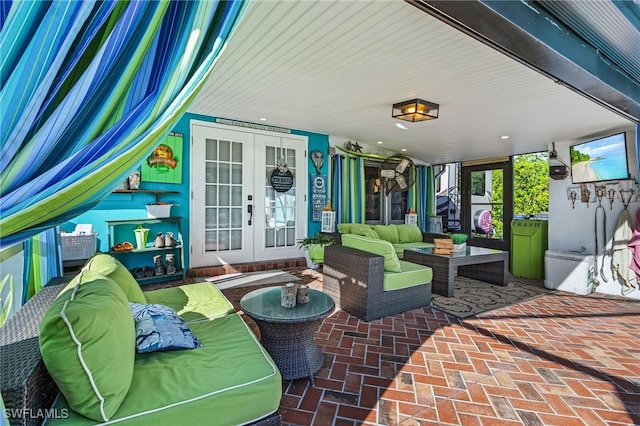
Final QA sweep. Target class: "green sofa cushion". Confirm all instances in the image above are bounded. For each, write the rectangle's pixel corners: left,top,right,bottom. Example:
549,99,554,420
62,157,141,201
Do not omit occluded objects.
48,314,282,426
39,270,136,422
84,253,146,303
342,234,402,273
144,282,235,323
373,224,400,244
350,224,379,239
396,224,423,243
383,261,433,291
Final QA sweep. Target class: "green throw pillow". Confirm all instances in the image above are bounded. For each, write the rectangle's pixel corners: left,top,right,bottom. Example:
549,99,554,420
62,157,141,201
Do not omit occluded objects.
39,270,136,422
85,253,146,303
350,224,379,239
396,224,423,243
342,234,402,273
373,225,400,244
337,223,352,234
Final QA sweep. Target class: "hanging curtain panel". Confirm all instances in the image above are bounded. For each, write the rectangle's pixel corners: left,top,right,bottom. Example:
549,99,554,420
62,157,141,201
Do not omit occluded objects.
408,165,434,232
331,154,365,224
0,0,248,248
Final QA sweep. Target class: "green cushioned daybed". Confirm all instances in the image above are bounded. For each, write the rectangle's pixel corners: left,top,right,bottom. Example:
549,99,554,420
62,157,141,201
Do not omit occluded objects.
0,254,282,426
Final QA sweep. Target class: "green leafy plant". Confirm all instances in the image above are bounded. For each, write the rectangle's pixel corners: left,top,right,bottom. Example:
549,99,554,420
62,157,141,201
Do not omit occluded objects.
450,233,468,244
296,233,335,249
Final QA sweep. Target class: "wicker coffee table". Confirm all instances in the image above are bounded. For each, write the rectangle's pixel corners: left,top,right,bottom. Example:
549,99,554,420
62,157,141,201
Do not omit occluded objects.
404,246,508,297
240,287,335,385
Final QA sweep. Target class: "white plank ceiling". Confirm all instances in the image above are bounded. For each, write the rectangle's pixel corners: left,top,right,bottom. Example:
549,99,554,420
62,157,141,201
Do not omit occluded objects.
188,0,633,165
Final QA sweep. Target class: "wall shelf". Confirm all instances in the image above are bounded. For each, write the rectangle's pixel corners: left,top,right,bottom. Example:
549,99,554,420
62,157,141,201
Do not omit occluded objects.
112,189,179,203
106,217,186,285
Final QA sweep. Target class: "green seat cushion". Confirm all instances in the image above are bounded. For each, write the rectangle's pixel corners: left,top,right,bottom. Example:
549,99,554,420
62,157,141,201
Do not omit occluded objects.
39,270,136,422
350,224,379,239
373,224,400,244
85,253,146,303
396,224,423,243
144,282,235,323
383,261,433,291
47,314,282,426
342,234,402,273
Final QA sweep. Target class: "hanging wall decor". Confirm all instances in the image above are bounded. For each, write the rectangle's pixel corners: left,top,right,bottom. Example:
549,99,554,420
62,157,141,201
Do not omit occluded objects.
141,132,183,184
270,162,294,193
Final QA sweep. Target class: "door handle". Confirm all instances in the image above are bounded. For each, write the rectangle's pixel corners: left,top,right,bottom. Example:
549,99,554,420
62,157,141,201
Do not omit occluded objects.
247,204,253,225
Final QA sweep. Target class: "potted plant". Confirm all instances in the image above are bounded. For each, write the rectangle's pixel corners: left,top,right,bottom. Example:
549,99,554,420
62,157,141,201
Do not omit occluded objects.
297,233,335,268
450,233,469,252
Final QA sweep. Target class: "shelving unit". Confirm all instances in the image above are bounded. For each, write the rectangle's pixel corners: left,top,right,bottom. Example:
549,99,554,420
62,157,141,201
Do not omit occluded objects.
112,189,179,203
106,217,186,285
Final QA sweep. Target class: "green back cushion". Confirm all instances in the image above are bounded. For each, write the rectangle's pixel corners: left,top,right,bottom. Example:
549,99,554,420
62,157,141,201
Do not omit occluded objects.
373,224,400,244
350,224,379,239
396,224,423,243
342,234,402,272
85,253,146,303
39,270,136,421
337,223,352,234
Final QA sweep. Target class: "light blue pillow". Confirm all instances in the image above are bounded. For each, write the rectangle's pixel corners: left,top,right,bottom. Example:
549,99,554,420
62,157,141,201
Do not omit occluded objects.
129,303,202,353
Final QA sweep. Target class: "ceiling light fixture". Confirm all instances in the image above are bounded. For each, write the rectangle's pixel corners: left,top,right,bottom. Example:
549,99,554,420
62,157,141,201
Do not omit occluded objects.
392,98,439,122
395,123,408,130
500,135,509,139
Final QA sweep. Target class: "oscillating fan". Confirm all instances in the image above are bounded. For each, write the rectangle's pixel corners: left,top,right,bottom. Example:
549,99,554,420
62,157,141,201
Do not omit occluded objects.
379,155,416,193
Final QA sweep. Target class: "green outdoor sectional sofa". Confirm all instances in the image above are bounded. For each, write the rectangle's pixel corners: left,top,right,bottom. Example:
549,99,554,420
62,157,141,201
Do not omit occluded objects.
0,254,282,426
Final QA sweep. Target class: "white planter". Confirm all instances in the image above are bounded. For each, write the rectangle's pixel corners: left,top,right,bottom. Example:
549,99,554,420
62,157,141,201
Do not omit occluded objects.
453,243,466,252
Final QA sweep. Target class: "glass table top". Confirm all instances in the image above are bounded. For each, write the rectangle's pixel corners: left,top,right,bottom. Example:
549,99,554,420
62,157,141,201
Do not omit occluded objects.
408,245,506,258
240,286,335,322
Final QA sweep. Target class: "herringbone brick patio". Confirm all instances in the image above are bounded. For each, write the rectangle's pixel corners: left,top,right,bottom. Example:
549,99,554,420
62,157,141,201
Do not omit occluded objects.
246,269,640,426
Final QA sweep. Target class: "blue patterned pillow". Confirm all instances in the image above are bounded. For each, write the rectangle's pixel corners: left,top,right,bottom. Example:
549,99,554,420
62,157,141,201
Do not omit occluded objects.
129,303,202,353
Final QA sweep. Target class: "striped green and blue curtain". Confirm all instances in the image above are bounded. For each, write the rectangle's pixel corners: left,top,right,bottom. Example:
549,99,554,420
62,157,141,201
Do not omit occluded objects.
0,0,247,318
1,0,247,249
331,154,365,224
407,165,435,232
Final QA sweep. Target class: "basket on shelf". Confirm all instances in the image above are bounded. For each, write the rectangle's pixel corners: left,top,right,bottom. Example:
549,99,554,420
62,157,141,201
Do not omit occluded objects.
61,233,97,261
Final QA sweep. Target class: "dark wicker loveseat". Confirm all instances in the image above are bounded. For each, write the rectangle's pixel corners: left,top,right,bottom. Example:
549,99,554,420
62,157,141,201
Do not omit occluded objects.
322,244,433,321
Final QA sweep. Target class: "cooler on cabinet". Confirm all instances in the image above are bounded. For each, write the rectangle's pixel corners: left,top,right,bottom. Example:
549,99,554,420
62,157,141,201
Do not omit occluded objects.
544,250,594,295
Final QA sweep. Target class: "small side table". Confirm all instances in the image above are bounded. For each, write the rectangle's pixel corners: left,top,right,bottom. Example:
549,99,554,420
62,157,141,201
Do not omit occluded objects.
240,287,335,385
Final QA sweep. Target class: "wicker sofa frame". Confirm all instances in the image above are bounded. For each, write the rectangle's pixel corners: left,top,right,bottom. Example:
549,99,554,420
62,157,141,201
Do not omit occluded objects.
322,245,432,321
0,276,281,426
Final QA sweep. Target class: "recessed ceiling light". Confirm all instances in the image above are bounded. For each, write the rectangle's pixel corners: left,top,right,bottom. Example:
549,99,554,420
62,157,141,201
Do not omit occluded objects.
395,123,408,130
259,117,268,121
500,135,509,139
377,141,384,144
401,148,407,152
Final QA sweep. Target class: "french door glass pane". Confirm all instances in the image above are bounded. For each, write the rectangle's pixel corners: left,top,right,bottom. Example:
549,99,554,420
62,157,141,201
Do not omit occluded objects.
264,145,296,248
469,169,503,239
204,138,243,252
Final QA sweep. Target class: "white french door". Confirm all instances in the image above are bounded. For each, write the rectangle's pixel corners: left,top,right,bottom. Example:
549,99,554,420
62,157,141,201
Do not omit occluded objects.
190,121,308,267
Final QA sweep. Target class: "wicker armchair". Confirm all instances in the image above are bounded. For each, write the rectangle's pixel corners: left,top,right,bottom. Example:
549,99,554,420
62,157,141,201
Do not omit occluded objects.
0,278,67,426
322,245,432,321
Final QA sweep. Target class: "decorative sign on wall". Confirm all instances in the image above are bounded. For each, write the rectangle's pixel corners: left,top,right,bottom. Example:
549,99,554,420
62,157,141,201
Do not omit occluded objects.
270,166,294,193
311,174,327,222
141,132,183,184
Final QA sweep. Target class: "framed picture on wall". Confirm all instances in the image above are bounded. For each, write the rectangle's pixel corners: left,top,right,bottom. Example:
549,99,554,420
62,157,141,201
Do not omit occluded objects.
141,132,183,184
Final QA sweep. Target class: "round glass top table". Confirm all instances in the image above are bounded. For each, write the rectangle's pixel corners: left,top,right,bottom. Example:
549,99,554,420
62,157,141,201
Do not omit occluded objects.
240,286,335,385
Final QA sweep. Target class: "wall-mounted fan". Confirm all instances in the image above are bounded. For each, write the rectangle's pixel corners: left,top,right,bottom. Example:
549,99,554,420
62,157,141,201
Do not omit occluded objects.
379,155,416,193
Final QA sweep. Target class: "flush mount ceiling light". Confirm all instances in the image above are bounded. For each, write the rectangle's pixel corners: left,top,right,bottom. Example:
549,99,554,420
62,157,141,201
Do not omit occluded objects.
392,98,439,122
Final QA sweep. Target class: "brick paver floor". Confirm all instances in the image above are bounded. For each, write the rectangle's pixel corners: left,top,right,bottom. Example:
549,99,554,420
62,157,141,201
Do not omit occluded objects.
223,268,640,426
